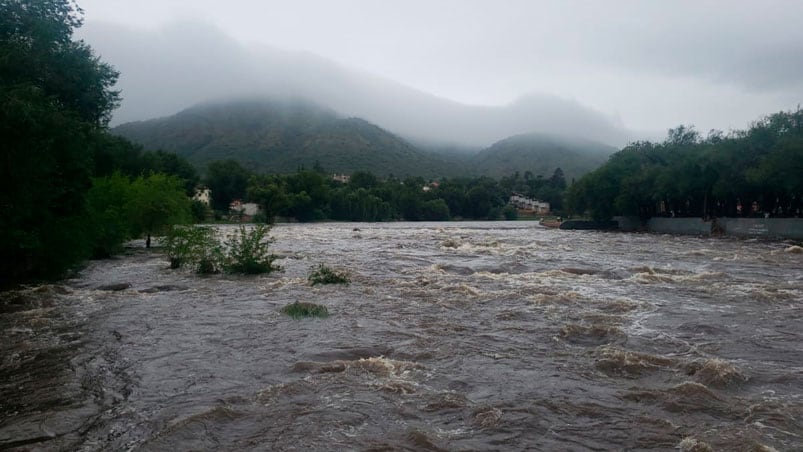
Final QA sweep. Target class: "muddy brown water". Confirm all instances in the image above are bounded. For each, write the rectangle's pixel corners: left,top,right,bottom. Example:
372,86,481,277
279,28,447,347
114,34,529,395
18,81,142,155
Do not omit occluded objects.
1,222,801,451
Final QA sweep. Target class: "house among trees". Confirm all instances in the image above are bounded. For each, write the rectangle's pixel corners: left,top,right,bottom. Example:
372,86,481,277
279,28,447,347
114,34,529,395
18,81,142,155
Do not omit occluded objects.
229,199,262,222
193,187,211,206
332,173,350,183
509,193,550,214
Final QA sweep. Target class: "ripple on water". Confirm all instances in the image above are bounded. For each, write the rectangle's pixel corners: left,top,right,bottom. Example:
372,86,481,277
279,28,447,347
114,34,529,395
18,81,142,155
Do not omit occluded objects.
2,222,801,451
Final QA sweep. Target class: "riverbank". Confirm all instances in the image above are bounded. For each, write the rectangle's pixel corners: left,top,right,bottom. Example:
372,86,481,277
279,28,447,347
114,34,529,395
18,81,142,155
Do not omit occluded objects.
615,217,803,240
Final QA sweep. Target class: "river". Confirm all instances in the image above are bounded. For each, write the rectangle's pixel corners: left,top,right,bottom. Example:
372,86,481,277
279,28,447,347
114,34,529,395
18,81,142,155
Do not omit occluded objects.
1,222,801,451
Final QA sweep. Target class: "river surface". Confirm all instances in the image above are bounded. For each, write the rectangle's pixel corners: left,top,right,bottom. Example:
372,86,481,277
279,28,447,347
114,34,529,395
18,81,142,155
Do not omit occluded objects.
1,222,802,451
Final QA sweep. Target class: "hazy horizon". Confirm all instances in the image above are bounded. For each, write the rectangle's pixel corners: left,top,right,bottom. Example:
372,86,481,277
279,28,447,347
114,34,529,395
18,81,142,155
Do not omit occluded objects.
76,0,803,147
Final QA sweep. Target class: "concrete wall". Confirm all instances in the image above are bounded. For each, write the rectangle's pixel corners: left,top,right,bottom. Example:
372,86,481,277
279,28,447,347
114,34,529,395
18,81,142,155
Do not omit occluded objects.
614,216,644,232
721,218,803,239
647,218,712,236
559,220,619,230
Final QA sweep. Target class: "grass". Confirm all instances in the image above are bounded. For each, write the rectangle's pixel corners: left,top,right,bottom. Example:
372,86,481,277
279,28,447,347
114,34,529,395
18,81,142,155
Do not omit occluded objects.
308,263,350,285
281,301,329,319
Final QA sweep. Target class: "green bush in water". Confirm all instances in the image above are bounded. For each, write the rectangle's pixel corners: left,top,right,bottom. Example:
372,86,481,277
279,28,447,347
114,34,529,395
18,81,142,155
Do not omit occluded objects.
162,225,221,273
308,263,350,285
222,225,280,274
281,301,329,319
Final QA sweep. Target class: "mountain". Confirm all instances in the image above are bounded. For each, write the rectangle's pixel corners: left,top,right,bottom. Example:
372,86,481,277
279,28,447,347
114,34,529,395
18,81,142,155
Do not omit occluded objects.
470,133,616,181
81,21,634,148
113,99,461,177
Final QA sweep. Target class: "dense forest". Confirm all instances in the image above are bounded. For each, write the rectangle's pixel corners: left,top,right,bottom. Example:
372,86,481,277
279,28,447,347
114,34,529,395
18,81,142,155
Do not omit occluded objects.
203,160,568,223
0,1,197,285
567,113,803,221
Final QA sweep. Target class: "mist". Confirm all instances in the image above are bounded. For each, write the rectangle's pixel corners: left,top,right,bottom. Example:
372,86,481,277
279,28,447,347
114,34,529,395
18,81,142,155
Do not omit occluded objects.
79,21,633,148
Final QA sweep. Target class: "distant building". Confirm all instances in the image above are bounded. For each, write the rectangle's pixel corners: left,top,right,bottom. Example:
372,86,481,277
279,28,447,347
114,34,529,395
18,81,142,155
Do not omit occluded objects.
332,173,350,183
193,187,211,206
422,181,440,192
509,193,550,214
229,199,262,221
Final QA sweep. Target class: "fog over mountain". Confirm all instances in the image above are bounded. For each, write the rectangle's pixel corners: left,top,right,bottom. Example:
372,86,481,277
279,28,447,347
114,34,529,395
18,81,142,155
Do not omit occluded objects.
80,21,632,149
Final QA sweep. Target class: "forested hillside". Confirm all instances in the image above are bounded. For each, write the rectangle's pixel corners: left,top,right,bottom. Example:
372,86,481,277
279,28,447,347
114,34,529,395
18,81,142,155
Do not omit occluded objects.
113,99,462,177
471,133,615,181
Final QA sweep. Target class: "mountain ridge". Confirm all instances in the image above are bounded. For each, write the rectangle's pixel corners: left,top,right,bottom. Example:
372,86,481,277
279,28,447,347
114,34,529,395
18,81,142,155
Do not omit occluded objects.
113,98,464,177
82,20,635,148
113,99,615,180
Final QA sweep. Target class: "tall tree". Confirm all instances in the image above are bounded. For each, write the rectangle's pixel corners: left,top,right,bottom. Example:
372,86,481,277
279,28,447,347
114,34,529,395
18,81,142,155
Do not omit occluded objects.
0,0,120,126
205,159,251,211
127,174,191,248
0,0,120,284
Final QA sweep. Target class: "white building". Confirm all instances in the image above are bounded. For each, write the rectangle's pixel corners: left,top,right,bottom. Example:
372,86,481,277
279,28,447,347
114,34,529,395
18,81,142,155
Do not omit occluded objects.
193,187,211,206
509,193,550,214
229,200,262,219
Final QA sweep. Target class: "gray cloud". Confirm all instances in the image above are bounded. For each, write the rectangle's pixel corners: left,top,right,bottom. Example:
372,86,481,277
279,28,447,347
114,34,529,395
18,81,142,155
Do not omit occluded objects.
80,21,632,147
76,0,803,138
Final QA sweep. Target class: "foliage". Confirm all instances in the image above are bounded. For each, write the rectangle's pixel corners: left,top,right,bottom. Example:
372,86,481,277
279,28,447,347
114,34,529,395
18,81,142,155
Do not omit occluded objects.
162,225,220,272
308,263,350,285
281,301,329,319
206,159,250,212
567,110,803,220
127,173,192,247
92,134,199,193
240,168,559,223
0,0,120,126
85,173,133,257
502,204,518,220
190,200,210,223
0,84,96,284
0,0,129,285
420,199,451,221
221,225,279,274
247,174,288,223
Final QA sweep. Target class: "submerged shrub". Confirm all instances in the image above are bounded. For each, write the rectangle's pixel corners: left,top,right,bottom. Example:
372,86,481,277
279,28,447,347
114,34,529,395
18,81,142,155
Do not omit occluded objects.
222,225,279,274
281,301,329,319
308,263,350,285
163,225,221,273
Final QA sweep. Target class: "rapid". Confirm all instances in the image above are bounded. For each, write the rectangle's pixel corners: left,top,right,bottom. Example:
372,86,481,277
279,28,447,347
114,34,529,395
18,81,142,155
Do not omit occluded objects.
1,222,801,451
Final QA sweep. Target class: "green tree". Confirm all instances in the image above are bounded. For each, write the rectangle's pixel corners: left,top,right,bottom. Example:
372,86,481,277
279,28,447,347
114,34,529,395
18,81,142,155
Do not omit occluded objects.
0,0,120,285
0,0,120,126
420,199,451,221
205,159,251,211
349,171,379,190
502,204,518,220
141,150,199,194
85,172,133,257
127,173,191,248
247,175,288,223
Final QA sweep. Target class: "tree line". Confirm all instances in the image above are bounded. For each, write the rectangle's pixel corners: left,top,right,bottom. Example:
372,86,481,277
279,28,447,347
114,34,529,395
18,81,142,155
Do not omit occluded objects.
204,160,567,223
566,111,803,221
1,0,196,285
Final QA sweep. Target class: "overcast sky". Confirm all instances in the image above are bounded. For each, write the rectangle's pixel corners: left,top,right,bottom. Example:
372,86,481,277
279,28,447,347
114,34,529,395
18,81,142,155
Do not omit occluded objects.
77,0,803,138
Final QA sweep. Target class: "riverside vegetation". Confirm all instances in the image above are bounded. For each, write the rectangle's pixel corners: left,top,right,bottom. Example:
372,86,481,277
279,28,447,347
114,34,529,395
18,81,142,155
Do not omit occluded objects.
280,301,330,319
3,0,800,290
308,263,350,285
567,116,803,220
163,225,279,275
